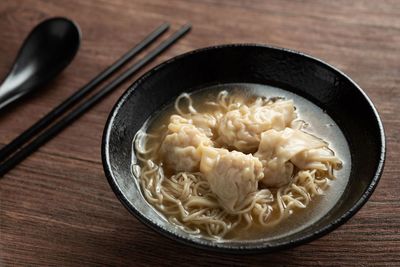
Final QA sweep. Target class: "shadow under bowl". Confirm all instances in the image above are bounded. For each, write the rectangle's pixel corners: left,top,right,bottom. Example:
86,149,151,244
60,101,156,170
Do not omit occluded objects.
102,44,385,253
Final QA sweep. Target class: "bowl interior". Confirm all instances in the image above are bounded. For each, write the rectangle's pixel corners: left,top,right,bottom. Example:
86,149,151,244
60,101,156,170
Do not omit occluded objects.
102,45,385,252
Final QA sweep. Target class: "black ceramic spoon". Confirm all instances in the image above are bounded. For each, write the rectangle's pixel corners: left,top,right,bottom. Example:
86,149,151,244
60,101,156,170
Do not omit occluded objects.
0,17,81,112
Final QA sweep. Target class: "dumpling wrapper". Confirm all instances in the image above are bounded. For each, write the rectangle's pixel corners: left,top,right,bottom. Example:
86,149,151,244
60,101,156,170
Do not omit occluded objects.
217,99,296,152
291,147,342,171
160,115,213,172
255,128,327,187
200,147,264,213
189,113,217,138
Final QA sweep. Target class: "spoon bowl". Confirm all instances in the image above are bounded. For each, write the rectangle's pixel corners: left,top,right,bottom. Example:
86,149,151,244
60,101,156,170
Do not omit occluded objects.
0,17,81,111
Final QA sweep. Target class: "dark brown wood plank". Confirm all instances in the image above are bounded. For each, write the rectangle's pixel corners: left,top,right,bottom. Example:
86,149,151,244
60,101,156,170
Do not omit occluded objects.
0,0,399,266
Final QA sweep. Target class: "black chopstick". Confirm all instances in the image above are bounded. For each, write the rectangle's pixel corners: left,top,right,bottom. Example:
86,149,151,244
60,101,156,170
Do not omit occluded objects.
0,23,169,162
0,24,191,177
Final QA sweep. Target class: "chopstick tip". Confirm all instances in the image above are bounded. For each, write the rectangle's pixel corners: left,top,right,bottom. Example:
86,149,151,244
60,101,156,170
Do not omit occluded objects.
183,23,192,30
161,22,170,30
179,23,192,34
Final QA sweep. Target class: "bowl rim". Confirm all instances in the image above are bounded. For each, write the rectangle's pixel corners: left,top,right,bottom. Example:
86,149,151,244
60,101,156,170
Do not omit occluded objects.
101,43,386,253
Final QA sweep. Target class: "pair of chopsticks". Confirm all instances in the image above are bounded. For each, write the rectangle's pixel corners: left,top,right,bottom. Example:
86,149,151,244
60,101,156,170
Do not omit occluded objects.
0,23,191,177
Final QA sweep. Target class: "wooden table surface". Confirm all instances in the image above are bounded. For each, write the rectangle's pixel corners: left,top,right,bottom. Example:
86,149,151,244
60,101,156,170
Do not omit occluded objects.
1,0,399,266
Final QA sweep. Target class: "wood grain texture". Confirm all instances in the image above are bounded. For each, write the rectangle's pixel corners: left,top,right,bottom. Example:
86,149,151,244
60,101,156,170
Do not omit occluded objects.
0,0,399,266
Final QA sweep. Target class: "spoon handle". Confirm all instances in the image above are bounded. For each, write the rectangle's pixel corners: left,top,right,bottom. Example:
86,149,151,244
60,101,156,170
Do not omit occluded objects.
0,72,31,111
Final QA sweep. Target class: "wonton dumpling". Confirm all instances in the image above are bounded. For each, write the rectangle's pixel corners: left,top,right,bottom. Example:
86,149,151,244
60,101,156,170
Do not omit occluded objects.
160,115,212,172
200,147,264,213
255,128,327,187
261,158,294,188
217,99,296,152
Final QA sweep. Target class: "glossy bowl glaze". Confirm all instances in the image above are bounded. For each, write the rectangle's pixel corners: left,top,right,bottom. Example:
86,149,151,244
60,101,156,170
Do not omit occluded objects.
102,44,385,253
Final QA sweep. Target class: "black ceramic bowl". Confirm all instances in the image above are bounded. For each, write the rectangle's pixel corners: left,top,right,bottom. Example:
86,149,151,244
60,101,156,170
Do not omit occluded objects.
102,44,385,253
